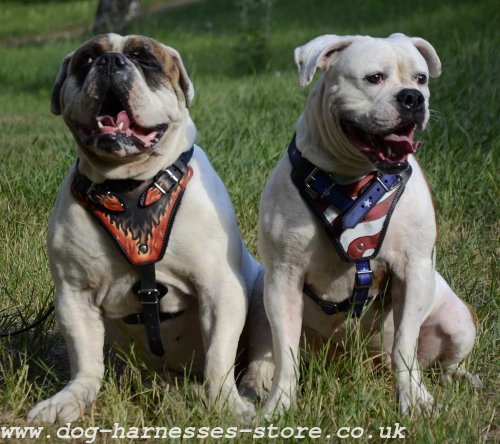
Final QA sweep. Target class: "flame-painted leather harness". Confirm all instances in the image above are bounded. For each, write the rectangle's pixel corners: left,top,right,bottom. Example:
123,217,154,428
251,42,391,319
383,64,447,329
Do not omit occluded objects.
71,147,194,356
288,135,412,317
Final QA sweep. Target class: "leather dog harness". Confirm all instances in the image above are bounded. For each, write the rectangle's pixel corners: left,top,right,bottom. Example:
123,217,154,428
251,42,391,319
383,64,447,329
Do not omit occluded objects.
288,135,412,317
71,147,194,356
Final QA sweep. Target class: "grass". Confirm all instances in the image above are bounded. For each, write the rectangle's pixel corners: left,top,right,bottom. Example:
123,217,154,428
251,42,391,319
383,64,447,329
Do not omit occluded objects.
0,0,498,442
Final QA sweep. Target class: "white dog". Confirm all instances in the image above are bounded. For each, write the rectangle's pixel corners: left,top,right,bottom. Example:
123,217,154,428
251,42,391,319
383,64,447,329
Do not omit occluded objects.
259,33,481,417
28,34,272,423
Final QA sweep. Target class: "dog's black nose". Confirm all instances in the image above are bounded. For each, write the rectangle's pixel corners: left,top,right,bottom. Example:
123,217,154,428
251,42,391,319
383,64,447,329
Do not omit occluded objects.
396,89,425,112
96,52,128,70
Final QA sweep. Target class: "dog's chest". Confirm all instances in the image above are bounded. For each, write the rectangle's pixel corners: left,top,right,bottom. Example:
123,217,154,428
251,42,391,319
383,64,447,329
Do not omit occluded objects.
305,250,389,303
303,256,390,337
96,266,193,319
50,198,194,319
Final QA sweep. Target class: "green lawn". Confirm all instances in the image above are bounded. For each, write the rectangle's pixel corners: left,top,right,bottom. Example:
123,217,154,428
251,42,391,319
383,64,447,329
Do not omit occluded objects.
0,0,498,442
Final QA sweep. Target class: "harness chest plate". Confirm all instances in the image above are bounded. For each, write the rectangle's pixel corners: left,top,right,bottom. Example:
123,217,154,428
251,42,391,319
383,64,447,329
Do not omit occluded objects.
289,138,411,262
71,152,193,266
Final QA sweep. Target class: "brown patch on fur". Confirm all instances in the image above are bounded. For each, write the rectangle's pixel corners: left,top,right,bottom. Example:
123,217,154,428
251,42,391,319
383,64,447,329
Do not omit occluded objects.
124,36,189,104
464,301,478,328
156,45,191,105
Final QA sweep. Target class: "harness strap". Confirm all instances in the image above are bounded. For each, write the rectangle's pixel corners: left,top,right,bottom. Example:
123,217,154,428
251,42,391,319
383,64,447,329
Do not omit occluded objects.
304,261,373,318
342,175,401,229
352,260,373,317
134,264,167,356
289,141,353,211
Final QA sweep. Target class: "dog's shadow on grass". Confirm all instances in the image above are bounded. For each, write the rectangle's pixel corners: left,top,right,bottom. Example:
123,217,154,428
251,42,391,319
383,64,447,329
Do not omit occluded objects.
0,324,69,395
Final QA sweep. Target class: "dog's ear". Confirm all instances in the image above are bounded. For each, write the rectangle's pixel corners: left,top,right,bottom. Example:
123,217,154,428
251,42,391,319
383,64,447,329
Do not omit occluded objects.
389,33,441,78
162,45,195,108
410,37,442,78
294,35,358,87
51,52,74,115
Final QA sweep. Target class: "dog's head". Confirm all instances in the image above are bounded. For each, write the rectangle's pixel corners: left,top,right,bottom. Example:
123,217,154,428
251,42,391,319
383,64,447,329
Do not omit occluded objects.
295,33,441,174
52,34,195,178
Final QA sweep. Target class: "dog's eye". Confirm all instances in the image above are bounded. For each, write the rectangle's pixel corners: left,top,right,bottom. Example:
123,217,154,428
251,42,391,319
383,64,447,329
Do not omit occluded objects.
365,73,386,84
129,51,160,70
75,53,95,80
76,53,94,68
416,74,428,85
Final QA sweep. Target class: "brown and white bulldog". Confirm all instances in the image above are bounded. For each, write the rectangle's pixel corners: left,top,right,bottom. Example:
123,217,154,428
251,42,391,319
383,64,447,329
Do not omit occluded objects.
28,34,273,423
258,33,481,417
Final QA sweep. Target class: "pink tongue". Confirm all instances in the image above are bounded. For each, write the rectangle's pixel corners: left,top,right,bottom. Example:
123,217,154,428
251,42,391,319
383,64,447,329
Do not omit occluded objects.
96,111,158,147
116,110,131,129
383,133,421,154
97,111,131,131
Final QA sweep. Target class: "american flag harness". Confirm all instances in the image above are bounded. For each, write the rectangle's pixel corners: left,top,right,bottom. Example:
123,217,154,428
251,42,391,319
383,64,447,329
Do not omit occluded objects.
71,147,194,356
288,135,412,317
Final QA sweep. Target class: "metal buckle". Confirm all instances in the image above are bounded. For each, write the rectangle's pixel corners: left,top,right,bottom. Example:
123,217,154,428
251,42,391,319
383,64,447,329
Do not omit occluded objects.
376,176,391,192
86,182,99,203
137,288,160,304
304,167,319,198
153,181,167,195
86,182,112,206
376,174,400,192
165,167,181,183
355,269,373,289
153,166,182,195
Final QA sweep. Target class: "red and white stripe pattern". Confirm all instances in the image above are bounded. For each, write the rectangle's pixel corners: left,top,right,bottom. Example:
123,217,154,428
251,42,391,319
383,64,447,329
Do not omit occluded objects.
315,174,400,261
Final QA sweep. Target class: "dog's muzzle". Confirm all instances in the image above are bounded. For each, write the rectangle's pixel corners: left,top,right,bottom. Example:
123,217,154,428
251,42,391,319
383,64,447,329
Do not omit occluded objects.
72,52,168,154
340,88,427,173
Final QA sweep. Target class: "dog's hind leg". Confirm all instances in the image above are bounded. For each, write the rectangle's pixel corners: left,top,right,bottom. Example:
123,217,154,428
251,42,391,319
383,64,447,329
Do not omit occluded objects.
418,271,482,388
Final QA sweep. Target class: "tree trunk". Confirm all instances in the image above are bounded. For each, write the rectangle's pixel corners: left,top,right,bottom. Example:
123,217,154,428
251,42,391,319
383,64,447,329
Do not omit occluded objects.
93,0,141,34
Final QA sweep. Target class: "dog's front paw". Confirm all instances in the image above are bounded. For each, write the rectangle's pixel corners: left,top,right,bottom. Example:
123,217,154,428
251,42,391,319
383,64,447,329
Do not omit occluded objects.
28,378,100,424
262,390,293,421
27,390,88,424
397,382,434,416
228,395,256,424
240,403,257,425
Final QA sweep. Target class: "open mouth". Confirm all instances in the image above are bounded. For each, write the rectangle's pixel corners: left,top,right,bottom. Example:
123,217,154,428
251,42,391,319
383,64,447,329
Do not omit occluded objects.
77,89,167,151
342,120,422,172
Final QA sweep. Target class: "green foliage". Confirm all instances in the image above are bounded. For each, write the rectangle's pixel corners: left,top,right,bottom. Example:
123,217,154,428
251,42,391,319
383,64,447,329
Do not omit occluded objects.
0,0,498,442
235,0,273,74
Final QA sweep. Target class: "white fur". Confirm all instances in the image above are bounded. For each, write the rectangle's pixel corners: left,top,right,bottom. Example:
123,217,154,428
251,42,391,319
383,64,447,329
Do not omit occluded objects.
259,33,480,417
28,35,273,424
